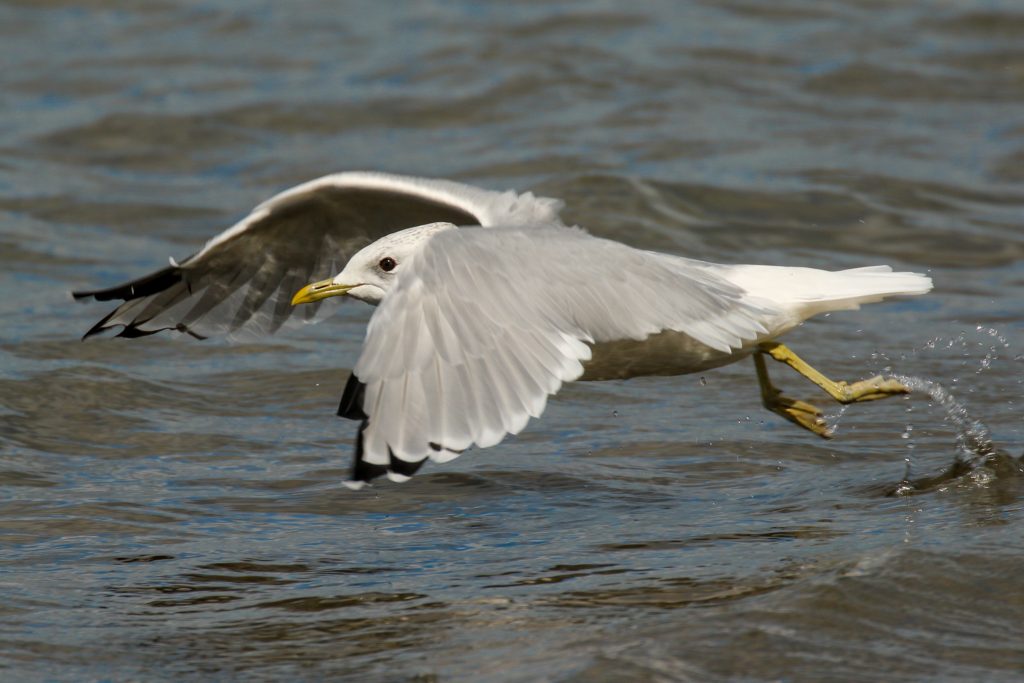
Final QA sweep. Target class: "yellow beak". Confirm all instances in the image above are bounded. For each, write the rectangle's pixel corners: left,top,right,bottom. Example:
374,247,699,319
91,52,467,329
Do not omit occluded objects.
291,278,354,306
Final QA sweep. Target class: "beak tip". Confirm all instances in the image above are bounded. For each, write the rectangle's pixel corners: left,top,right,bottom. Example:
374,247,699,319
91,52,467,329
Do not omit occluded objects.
290,279,350,306
290,286,311,306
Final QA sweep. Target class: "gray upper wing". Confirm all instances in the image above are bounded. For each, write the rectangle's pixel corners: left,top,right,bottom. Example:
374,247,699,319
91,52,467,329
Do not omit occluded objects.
74,171,564,339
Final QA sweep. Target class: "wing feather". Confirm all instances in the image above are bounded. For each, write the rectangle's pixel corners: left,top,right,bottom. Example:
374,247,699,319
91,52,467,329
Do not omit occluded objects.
346,226,777,485
74,172,564,339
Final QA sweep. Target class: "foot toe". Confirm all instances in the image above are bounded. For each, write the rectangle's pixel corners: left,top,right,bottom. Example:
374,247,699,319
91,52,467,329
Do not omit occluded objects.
842,376,911,402
766,396,832,439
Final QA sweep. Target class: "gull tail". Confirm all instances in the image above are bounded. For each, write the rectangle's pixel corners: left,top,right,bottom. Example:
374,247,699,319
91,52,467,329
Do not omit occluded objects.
792,265,932,317
728,264,933,320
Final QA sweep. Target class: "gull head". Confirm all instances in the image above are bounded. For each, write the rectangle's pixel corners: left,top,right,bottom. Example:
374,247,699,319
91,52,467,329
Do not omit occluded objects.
291,221,457,306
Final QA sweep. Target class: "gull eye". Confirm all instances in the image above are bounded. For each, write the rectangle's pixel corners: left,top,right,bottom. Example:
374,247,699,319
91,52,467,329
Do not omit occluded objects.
378,257,397,272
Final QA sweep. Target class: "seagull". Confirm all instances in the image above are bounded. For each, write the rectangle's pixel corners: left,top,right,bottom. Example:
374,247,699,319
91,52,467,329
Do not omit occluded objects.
74,171,932,487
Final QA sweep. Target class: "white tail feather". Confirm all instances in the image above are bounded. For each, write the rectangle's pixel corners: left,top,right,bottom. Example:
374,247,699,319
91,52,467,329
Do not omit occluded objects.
726,264,933,321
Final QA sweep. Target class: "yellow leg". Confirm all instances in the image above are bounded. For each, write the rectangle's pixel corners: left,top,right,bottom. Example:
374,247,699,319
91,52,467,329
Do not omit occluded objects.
754,341,910,438
753,348,831,437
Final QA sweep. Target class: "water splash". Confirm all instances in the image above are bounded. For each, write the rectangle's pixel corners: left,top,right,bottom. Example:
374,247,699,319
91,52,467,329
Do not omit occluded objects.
869,325,1022,494
872,375,1011,496
872,325,1017,461
842,326,1018,495
891,374,996,466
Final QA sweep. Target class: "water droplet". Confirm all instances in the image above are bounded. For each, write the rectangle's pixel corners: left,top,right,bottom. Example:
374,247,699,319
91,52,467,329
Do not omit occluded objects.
891,373,995,464
894,481,914,496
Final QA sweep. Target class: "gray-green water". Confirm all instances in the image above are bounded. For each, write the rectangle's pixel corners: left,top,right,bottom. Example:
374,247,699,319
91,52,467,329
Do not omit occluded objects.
3,1,1023,681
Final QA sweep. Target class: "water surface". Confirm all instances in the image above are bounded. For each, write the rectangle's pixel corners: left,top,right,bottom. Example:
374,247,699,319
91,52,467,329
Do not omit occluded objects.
2,1,1023,681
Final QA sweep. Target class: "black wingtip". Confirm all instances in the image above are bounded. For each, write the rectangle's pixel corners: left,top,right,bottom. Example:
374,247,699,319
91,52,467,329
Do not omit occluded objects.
115,325,163,339
351,419,388,484
338,372,367,420
388,452,427,478
76,264,192,340
81,319,206,342
82,326,107,341
176,323,207,340
81,308,120,340
348,418,429,486
73,265,185,303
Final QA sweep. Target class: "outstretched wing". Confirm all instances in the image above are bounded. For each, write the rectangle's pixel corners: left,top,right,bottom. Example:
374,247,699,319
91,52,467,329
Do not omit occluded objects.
343,226,776,486
73,171,565,339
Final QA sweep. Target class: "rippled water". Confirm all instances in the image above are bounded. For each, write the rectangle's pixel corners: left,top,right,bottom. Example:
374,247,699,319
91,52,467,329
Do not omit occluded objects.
3,1,1024,681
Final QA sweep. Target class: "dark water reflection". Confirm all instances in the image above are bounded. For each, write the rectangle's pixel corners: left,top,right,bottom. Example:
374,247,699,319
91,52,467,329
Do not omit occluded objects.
3,0,1024,681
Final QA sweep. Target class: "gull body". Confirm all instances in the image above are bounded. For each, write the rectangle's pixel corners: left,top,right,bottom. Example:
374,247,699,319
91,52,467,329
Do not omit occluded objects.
316,221,926,384
75,171,932,487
